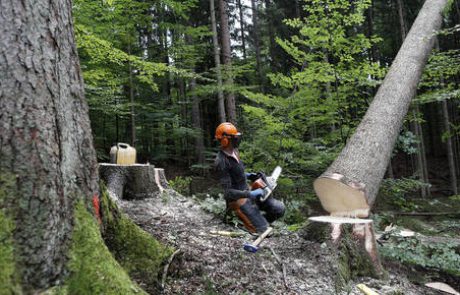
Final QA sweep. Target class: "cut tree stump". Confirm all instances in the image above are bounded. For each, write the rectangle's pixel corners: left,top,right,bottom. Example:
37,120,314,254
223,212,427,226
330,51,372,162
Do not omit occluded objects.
305,216,385,290
99,163,170,201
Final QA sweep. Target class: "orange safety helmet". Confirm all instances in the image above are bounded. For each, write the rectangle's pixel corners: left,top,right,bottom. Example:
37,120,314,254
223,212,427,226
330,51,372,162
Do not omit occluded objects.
215,122,241,148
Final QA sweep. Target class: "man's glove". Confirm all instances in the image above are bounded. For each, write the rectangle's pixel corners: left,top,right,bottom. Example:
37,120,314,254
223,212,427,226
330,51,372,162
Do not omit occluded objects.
248,188,265,200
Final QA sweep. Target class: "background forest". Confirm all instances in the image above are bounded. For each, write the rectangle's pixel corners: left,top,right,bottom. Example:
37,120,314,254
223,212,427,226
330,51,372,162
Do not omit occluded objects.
74,0,460,224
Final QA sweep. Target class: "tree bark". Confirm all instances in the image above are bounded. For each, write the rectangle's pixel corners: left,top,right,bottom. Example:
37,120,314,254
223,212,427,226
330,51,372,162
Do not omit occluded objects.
0,0,99,290
251,0,263,91
441,100,458,195
237,0,247,59
210,0,226,123
219,0,237,123
435,40,458,195
265,0,277,71
396,0,407,41
128,44,136,147
190,78,205,164
313,0,448,217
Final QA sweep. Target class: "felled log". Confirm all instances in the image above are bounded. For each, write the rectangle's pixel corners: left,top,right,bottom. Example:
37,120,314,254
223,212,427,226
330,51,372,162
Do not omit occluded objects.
99,163,169,201
313,0,448,218
311,0,448,286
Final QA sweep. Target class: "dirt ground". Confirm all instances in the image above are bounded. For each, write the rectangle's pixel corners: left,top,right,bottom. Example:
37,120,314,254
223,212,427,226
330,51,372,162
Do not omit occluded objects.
118,190,445,295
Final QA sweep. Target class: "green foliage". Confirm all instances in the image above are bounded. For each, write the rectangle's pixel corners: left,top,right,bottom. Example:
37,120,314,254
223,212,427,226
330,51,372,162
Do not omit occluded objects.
378,178,429,211
395,131,418,155
198,196,226,217
380,237,460,276
169,176,193,196
282,199,307,225
272,0,384,137
100,188,173,285
66,201,147,294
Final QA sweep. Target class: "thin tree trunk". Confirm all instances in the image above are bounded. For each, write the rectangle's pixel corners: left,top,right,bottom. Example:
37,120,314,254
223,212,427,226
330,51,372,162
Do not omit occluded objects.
396,0,407,41
210,0,226,123
434,39,458,195
366,0,379,63
219,0,237,123
416,105,430,195
128,44,136,147
294,0,301,18
265,0,277,71
237,0,247,59
251,0,263,90
441,99,457,194
0,0,99,290
314,0,448,217
191,78,205,164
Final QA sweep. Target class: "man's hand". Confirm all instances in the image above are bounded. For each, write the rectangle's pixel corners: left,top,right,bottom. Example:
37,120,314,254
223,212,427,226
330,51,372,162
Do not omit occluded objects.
248,188,265,200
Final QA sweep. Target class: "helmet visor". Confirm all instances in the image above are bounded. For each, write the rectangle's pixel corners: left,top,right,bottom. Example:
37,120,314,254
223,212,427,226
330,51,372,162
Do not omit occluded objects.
230,134,241,148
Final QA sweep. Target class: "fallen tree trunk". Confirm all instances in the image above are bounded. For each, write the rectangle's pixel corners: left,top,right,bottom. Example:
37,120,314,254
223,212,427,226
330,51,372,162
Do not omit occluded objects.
314,0,448,217
311,0,448,285
99,164,169,201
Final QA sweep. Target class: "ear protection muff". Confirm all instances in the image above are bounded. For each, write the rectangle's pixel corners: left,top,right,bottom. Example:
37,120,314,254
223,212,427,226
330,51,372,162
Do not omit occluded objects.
220,136,230,148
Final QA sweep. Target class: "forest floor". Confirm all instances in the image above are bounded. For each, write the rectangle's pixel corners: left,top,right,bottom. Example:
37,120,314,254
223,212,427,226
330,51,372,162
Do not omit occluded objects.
117,189,460,295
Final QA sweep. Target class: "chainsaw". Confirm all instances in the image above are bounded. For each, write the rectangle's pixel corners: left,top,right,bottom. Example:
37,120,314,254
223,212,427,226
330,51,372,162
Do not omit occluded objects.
250,166,282,202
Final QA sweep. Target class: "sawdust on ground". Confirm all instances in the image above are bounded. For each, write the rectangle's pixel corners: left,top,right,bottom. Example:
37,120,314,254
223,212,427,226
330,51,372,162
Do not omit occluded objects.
119,190,439,295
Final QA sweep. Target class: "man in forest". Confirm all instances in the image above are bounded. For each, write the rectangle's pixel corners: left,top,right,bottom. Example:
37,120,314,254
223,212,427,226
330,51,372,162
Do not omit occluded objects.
214,122,285,234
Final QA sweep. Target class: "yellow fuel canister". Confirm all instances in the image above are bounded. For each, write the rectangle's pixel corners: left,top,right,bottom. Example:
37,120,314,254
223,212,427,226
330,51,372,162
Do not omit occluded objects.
110,143,136,164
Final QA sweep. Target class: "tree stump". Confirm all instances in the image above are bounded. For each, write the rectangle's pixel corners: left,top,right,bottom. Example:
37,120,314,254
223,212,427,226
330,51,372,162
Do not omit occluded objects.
99,164,170,201
305,216,385,291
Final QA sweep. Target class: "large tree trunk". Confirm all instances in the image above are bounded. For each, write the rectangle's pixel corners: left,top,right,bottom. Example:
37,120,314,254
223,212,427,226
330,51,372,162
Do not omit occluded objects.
210,0,226,123
219,0,237,123
0,0,99,290
314,0,448,217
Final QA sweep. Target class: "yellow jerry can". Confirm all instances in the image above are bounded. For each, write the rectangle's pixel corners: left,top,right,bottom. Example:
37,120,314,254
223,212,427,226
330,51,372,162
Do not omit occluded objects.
110,143,136,165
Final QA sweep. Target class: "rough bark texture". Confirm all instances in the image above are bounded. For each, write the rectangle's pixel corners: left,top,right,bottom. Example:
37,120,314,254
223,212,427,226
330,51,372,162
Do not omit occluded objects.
0,0,99,290
251,0,263,90
190,78,205,164
442,99,458,195
99,164,169,201
210,0,226,123
237,0,246,59
314,0,448,215
219,0,237,123
304,218,385,288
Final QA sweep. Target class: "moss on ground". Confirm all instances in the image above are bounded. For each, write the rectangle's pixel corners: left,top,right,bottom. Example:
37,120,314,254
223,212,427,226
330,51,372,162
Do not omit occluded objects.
100,186,174,286
0,173,21,295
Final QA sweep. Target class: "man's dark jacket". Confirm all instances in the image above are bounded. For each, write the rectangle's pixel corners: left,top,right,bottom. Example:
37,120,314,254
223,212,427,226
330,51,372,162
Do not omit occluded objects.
214,150,250,202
